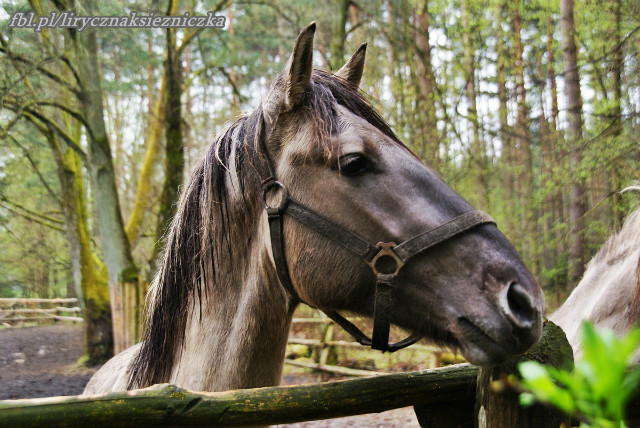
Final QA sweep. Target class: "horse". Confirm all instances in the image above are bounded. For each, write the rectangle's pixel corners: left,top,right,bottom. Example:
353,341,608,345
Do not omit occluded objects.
84,23,543,395
550,201,640,360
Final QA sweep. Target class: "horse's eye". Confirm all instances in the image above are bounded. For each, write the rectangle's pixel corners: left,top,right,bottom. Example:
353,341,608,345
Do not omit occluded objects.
339,154,369,176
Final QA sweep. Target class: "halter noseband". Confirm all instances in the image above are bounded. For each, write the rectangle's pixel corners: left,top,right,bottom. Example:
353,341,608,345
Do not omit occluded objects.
261,175,496,353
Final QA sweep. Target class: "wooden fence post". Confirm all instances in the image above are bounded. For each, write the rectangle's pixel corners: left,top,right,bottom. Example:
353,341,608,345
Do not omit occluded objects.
319,323,336,366
475,320,574,428
414,321,573,428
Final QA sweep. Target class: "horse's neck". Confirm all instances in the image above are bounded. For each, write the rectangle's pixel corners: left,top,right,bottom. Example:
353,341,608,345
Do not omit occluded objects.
170,239,294,391
550,245,640,356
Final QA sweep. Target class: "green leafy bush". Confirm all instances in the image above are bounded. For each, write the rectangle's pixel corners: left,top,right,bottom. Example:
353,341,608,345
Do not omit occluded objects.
518,323,640,428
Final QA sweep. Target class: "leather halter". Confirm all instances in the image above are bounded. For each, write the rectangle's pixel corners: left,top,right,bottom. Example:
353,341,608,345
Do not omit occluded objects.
261,175,496,353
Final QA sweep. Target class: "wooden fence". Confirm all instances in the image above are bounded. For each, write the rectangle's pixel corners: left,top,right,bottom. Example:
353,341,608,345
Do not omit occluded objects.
0,321,600,428
0,302,439,375
0,298,83,325
286,316,443,376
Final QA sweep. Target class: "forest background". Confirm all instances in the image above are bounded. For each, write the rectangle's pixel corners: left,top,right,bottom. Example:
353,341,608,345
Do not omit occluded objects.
1,0,639,363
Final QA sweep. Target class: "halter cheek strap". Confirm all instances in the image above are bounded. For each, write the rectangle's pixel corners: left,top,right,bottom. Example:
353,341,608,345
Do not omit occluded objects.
262,177,496,352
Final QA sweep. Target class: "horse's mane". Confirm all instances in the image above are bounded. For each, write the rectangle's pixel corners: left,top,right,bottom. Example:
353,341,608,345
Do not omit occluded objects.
588,202,640,322
590,207,640,267
127,70,400,389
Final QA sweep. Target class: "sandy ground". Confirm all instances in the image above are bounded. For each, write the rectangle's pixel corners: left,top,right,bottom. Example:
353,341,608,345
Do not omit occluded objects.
0,324,421,427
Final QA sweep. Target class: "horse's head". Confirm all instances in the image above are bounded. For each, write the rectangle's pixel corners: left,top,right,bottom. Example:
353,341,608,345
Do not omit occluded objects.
260,23,543,365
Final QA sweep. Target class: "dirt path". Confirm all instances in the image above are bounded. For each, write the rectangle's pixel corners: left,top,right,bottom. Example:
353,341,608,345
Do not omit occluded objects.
0,324,95,399
0,325,420,427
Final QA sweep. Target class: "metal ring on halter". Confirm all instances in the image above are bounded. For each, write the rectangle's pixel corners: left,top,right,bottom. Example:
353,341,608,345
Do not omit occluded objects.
262,180,289,211
367,242,405,276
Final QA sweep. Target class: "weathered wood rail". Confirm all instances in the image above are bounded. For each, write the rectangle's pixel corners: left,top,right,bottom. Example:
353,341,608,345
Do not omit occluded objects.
0,321,604,428
0,298,82,324
0,364,477,428
286,316,442,376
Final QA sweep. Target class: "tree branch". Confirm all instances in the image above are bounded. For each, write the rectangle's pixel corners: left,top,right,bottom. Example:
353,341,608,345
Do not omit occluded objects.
0,202,65,233
17,108,88,162
0,45,83,98
176,0,230,56
7,135,62,206
0,194,64,225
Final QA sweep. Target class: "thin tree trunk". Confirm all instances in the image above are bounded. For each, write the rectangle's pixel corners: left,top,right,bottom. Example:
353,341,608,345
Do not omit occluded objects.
413,1,440,169
560,0,587,290
461,0,487,210
229,5,239,117
329,0,349,71
386,1,406,135
185,44,193,174
546,10,565,295
538,67,555,281
125,74,167,246
152,0,185,268
512,0,537,274
611,0,625,227
496,0,515,239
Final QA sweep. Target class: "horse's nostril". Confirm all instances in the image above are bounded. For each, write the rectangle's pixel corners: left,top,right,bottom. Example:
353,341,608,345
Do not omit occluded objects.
505,282,535,329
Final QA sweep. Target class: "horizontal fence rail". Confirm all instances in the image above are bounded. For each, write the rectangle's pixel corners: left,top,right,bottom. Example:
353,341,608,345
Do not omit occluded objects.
3,321,636,428
0,304,442,374
0,364,478,428
0,298,82,324
286,316,443,375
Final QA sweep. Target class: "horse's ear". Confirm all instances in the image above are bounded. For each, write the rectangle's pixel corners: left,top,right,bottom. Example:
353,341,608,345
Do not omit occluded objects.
262,22,316,132
283,22,316,109
334,43,367,88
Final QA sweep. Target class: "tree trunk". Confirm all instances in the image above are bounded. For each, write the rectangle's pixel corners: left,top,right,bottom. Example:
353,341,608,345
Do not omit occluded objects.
512,0,537,275
125,72,167,246
538,68,555,282
27,0,113,364
611,0,626,227
413,1,440,169
228,5,240,117
38,124,113,365
546,10,566,296
386,1,407,135
496,0,515,239
185,45,193,174
560,0,587,290
152,1,185,268
461,0,487,210
65,148,113,364
67,3,139,352
329,0,349,71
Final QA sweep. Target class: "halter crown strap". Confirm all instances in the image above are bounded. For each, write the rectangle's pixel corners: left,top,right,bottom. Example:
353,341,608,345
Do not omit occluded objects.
262,177,496,352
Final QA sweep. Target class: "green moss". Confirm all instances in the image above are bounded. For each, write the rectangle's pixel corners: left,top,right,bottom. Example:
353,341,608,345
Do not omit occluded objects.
120,264,139,283
495,320,574,376
76,354,90,367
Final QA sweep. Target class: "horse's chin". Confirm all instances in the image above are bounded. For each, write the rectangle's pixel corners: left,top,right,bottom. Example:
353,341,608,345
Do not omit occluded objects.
451,317,509,366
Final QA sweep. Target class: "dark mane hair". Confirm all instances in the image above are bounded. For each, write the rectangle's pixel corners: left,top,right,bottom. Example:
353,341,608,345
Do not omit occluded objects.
127,70,401,389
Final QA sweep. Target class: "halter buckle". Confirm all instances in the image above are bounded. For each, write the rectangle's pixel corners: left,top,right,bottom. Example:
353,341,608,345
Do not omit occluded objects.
367,242,405,276
262,179,289,211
